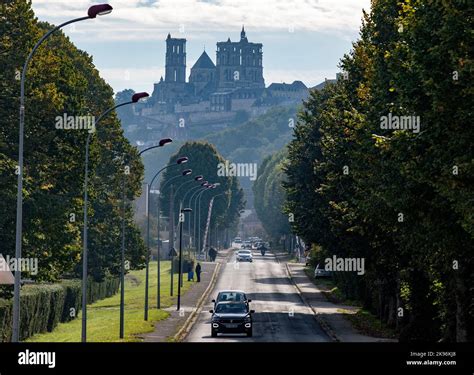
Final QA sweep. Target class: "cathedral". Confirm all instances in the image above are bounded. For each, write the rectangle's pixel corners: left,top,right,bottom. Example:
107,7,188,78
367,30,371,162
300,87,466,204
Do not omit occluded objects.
148,27,308,116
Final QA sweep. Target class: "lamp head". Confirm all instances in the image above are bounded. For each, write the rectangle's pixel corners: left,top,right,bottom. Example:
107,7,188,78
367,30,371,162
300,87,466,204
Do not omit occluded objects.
131,92,149,103
88,4,113,18
159,138,173,147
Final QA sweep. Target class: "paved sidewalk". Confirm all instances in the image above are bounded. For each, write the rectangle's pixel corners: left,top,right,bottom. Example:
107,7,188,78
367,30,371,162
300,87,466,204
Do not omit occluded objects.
141,261,217,342
141,248,232,342
287,263,396,342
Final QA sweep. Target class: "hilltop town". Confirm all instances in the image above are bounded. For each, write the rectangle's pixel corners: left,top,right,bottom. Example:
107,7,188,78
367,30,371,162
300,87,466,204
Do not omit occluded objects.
131,28,333,142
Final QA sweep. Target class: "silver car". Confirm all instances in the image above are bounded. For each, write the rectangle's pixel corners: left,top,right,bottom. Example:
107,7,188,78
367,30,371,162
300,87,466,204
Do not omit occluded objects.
314,263,332,278
236,249,253,262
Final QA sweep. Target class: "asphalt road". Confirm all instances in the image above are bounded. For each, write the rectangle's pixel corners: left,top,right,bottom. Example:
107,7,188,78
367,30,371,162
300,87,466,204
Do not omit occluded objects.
186,249,330,342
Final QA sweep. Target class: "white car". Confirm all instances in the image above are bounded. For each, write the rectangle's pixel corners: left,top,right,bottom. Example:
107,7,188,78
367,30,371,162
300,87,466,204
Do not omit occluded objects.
314,263,332,278
232,238,242,249
236,249,253,262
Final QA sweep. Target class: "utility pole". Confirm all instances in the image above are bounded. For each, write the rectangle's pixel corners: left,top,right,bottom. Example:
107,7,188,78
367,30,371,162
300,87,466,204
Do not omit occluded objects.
156,193,161,309
169,185,174,296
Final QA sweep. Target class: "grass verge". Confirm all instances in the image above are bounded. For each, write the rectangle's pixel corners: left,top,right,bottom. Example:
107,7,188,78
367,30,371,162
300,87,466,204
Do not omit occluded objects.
27,261,193,342
303,266,396,339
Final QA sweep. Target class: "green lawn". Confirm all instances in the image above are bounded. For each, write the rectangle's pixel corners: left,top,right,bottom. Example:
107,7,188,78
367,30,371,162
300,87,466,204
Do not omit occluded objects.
27,261,193,342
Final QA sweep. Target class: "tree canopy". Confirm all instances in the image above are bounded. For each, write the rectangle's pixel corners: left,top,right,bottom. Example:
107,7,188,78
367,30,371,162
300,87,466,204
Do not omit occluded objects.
283,0,473,341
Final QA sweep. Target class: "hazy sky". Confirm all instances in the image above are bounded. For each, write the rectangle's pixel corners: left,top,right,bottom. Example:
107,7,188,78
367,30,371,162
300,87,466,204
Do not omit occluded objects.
31,0,371,94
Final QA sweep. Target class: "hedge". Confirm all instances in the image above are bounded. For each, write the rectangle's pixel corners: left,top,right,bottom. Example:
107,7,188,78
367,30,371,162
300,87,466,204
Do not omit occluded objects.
172,255,195,274
0,276,119,342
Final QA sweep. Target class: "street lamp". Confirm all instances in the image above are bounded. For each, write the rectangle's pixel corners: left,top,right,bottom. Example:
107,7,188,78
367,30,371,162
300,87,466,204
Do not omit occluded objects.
118,138,175,334
82,91,149,342
173,175,204,231
190,184,209,252
177,208,192,312
143,157,188,321
12,3,113,344
196,185,215,256
207,193,226,254
157,167,192,299
172,175,203,287
160,168,192,193
182,182,205,248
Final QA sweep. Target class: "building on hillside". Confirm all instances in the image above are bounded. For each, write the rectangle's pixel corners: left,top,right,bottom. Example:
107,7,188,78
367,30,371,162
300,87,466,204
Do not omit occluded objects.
133,28,337,141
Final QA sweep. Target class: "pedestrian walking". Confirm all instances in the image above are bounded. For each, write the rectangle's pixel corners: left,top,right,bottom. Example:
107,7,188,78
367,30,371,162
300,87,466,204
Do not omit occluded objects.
195,262,202,282
187,262,194,281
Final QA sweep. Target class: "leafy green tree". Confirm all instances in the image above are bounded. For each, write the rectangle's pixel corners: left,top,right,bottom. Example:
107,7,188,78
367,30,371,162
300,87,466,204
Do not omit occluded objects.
158,141,244,249
253,150,290,247
283,0,473,342
0,1,145,282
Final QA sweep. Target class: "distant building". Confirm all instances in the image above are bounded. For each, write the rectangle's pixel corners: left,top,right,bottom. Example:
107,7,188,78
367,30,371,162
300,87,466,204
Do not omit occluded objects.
135,28,334,139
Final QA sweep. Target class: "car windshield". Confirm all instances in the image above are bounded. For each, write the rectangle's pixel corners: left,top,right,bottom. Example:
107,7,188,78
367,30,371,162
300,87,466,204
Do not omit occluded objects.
217,292,245,302
215,303,248,314
240,250,251,254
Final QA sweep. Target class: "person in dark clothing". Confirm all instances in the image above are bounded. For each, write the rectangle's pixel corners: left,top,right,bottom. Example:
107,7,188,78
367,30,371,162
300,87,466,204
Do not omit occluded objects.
187,263,194,281
195,263,202,282
209,247,217,262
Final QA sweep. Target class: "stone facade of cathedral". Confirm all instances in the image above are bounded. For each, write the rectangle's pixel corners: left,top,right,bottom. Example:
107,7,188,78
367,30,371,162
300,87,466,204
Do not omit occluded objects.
138,28,310,139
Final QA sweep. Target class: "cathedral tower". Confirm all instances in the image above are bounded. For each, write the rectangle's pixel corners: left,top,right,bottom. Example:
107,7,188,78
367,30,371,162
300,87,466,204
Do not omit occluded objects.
165,33,186,83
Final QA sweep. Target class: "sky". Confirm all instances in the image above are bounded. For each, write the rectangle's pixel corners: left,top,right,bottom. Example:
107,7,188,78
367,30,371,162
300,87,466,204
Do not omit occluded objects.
31,0,371,95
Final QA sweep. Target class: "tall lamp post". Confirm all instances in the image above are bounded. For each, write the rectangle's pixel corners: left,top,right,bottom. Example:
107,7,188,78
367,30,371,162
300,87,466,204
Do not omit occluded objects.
144,158,189,320
119,135,173,337
177,208,192,311
155,168,191,309
208,193,226,252
182,183,205,248
172,176,203,248
161,175,201,296
195,184,217,257
198,185,218,256
83,91,149,342
12,3,113,344
190,184,210,254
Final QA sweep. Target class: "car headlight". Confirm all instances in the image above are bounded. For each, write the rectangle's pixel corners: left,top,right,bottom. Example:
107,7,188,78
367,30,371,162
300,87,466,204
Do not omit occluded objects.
212,323,219,328
245,315,251,322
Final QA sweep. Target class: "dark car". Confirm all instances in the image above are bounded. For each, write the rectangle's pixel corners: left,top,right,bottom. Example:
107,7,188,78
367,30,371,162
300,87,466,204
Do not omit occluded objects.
209,302,255,337
209,301,255,337
212,290,251,309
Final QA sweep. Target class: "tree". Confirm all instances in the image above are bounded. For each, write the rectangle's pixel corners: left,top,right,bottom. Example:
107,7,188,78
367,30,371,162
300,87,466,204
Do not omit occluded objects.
0,1,145,282
283,0,473,341
158,141,244,249
253,150,290,247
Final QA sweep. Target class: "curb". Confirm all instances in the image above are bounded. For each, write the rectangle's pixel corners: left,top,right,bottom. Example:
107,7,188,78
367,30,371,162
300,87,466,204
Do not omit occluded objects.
173,261,221,342
284,263,340,342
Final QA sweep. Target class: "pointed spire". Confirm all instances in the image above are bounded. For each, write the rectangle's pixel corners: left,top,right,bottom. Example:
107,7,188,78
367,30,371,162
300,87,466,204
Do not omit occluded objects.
241,25,246,40
167,33,171,39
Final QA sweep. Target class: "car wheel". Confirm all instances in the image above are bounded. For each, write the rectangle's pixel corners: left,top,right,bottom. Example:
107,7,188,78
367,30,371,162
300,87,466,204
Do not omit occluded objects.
211,329,218,338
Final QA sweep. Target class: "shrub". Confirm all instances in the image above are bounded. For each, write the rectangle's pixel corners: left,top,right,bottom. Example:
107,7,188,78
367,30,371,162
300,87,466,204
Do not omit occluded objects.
0,275,119,342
